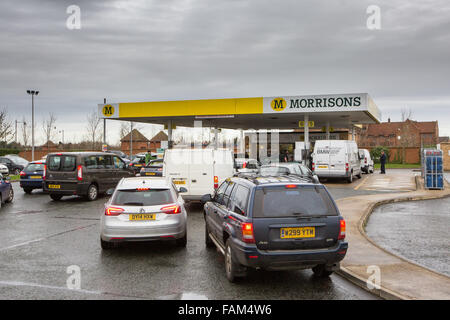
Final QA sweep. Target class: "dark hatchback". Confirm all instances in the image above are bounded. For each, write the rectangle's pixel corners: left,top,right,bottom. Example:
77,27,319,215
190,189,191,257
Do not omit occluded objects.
203,175,348,282
43,152,134,201
139,159,163,177
20,161,45,194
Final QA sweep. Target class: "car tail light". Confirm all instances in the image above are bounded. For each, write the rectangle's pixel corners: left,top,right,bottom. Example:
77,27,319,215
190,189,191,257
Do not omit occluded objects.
158,168,162,171
345,163,349,172
19,171,26,177
285,184,297,189
312,162,315,171
214,176,219,189
161,205,181,214
243,162,247,169
77,165,83,181
137,188,150,191
338,219,346,240
105,207,124,216
241,222,255,243
43,165,47,180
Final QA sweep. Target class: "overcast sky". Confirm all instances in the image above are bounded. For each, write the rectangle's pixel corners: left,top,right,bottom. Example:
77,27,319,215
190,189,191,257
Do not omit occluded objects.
1,0,449,145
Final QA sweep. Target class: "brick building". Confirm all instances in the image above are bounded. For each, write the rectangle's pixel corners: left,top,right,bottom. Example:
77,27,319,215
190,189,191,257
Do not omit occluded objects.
359,119,439,164
120,130,168,154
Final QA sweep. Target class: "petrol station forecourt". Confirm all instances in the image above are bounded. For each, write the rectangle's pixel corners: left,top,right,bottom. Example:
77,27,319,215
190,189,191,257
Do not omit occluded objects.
98,92,381,154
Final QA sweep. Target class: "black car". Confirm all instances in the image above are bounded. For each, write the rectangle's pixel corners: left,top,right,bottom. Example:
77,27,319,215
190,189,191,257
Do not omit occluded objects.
43,152,134,201
202,174,347,282
139,159,163,177
0,155,29,175
20,161,45,194
0,174,14,207
127,155,146,175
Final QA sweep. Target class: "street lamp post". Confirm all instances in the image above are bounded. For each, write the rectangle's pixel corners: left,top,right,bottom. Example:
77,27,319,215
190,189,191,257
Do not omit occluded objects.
27,90,39,161
15,120,26,145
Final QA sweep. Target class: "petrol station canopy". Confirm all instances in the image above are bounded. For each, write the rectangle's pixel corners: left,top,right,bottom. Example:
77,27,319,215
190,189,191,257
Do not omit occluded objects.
98,93,381,130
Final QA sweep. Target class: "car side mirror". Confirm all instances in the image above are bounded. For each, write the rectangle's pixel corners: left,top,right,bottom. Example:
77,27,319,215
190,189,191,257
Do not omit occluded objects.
106,188,114,196
201,194,212,203
178,187,188,193
313,175,320,183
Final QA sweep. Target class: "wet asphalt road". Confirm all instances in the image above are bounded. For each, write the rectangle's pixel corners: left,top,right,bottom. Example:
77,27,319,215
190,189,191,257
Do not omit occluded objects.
366,197,450,277
0,180,380,300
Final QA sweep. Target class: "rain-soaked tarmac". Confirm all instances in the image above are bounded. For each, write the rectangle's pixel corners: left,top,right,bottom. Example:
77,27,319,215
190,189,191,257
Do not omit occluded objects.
366,197,450,277
0,181,379,300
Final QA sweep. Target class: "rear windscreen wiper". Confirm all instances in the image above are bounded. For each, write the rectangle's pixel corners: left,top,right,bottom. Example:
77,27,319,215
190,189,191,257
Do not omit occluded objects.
123,202,144,206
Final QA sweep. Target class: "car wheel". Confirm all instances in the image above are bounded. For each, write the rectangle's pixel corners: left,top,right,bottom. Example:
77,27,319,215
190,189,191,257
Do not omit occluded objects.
347,173,353,183
5,188,14,203
225,239,246,283
356,172,362,179
205,222,214,248
86,184,98,201
100,238,115,250
50,194,63,201
312,264,333,278
176,232,187,248
23,188,33,194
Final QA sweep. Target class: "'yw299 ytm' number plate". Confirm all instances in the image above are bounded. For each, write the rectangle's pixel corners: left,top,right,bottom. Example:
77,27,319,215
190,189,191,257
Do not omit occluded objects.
280,227,315,239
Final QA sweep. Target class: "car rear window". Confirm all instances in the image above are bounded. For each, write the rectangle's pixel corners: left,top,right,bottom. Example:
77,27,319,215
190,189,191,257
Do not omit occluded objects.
112,189,175,206
25,163,45,171
48,155,77,171
252,185,338,218
260,166,290,176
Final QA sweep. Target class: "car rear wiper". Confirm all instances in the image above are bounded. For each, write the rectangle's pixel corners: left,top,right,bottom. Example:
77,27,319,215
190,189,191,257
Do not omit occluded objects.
123,202,144,206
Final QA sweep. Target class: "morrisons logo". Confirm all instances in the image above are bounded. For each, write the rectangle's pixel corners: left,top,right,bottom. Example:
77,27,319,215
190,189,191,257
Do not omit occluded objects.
270,98,286,111
289,96,362,109
102,105,115,117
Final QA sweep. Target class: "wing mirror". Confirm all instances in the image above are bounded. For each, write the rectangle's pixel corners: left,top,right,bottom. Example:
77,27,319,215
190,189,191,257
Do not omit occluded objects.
178,187,188,193
201,194,212,203
106,188,114,196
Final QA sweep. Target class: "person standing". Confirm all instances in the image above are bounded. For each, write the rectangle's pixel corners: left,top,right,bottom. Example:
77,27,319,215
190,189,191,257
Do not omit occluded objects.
380,150,387,174
145,150,152,166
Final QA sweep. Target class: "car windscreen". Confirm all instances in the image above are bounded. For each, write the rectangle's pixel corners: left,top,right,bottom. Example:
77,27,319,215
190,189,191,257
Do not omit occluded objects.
47,155,77,171
25,163,45,171
111,189,175,206
252,185,338,218
259,166,290,176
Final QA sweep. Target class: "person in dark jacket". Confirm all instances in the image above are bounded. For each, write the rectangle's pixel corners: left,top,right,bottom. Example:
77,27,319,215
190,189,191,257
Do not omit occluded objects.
380,151,386,174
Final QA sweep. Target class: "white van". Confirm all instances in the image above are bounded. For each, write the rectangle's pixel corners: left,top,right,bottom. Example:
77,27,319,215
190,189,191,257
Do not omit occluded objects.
163,148,234,201
358,149,374,174
312,140,362,183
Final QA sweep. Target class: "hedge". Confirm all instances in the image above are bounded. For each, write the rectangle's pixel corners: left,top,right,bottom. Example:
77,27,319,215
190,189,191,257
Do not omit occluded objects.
0,149,20,156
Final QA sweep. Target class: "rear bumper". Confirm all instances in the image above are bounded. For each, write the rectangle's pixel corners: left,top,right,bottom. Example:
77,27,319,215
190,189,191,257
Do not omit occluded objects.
314,171,351,179
20,179,44,189
43,182,90,196
231,238,348,271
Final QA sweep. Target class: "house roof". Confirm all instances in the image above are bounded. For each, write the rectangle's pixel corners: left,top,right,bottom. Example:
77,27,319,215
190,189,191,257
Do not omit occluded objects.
364,120,437,136
150,131,168,142
120,129,149,142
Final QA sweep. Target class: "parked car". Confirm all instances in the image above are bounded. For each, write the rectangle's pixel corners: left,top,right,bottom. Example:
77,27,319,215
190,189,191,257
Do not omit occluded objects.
202,175,347,282
107,150,131,165
0,174,14,207
128,155,146,174
312,140,362,183
234,158,260,173
164,148,234,201
259,162,315,178
20,161,45,194
140,159,163,177
43,152,134,201
0,155,29,176
359,149,374,174
0,164,9,175
100,177,188,249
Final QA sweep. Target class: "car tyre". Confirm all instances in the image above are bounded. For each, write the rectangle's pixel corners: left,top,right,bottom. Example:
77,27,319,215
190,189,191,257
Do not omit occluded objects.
100,238,115,250
176,232,187,248
205,222,214,248
50,194,63,201
347,172,353,183
312,264,333,278
86,184,98,201
356,172,362,179
5,187,14,203
23,188,33,194
225,239,246,283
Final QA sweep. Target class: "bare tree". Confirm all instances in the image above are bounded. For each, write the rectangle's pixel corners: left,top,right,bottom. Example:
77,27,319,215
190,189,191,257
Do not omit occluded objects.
0,108,13,145
22,117,30,147
401,107,413,121
42,113,57,149
119,121,130,141
86,110,101,150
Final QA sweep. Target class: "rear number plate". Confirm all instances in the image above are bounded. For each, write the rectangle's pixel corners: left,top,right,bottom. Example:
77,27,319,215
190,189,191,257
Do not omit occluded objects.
129,214,156,221
318,165,328,169
145,172,156,176
280,227,315,239
48,184,60,189
173,180,186,185
30,176,41,179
